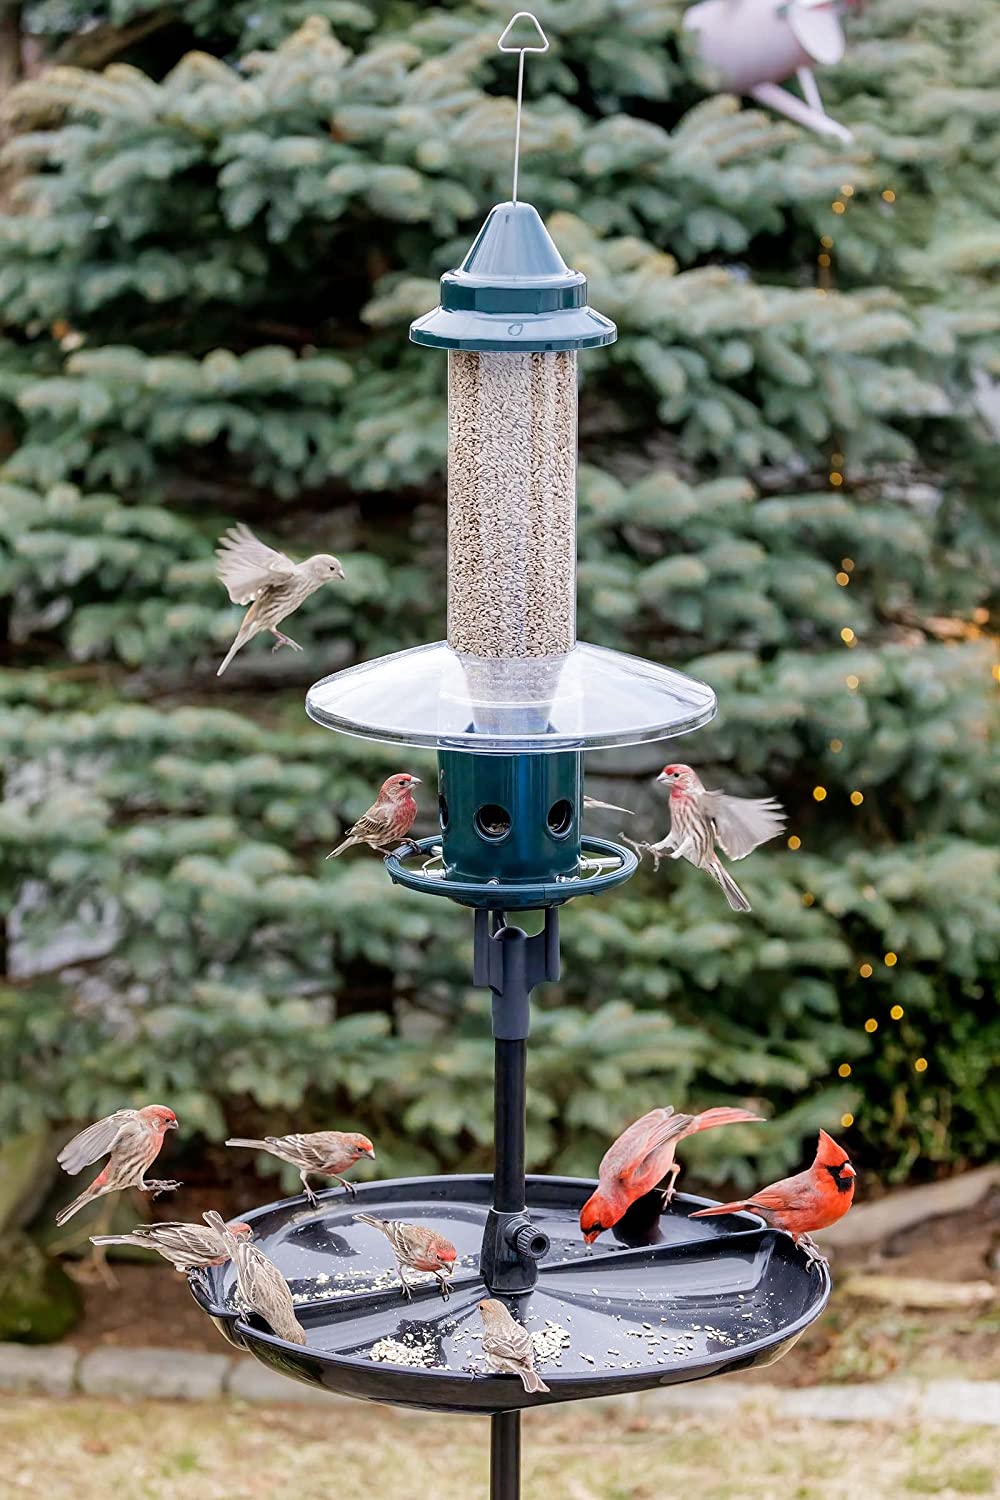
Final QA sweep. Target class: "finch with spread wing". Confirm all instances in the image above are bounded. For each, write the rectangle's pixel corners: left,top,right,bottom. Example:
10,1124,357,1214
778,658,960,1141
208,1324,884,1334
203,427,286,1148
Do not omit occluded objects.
624,763,785,912
354,1214,457,1301
91,1219,251,1272
55,1106,180,1226
204,1211,306,1344
215,523,344,675
326,774,421,858
580,1104,764,1244
690,1129,857,1269
225,1130,375,1206
479,1298,549,1394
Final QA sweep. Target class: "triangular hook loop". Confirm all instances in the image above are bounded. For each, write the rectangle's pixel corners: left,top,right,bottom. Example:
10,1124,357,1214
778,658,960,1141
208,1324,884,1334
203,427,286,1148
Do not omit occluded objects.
497,11,549,54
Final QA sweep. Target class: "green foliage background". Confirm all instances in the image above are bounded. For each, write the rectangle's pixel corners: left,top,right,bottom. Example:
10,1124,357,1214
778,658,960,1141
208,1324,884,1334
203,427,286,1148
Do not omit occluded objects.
1,0,997,1197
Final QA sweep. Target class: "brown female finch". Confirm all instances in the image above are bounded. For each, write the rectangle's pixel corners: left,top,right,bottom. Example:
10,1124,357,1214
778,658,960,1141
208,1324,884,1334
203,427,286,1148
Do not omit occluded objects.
624,763,785,912
478,1298,549,1394
225,1130,375,1206
579,1104,764,1245
55,1105,179,1226
90,1219,252,1272
354,1214,457,1301
215,522,344,675
326,773,421,858
204,1211,307,1344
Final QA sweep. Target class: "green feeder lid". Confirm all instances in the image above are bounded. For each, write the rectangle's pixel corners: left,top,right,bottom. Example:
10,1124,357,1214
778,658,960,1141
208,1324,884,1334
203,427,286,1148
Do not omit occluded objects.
410,200,617,352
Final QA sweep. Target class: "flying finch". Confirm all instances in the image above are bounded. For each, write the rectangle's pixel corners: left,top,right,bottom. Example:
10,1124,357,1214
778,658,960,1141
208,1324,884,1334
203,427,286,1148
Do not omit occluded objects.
691,1128,857,1269
478,1298,549,1394
204,1211,307,1344
354,1214,457,1301
580,1105,764,1245
624,763,785,912
326,774,421,858
90,1219,252,1272
225,1130,375,1206
215,523,344,675
55,1106,179,1226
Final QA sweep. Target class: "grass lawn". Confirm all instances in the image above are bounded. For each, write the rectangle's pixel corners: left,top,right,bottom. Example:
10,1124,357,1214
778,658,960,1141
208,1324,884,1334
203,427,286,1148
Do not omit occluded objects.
0,1397,996,1500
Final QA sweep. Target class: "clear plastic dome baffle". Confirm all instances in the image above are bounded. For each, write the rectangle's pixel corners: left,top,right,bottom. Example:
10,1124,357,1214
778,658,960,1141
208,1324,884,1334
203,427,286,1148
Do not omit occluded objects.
305,641,716,754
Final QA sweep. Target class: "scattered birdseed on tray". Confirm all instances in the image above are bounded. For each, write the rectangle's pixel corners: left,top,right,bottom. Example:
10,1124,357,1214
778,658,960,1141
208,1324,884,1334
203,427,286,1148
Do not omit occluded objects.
447,349,577,659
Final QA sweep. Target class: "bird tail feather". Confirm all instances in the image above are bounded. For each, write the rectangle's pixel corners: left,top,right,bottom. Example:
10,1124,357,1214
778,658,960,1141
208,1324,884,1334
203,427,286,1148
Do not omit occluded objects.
89,1234,135,1247
353,1212,385,1230
225,1138,270,1150
519,1368,550,1394
325,836,355,859
689,1107,764,1135
712,862,751,912
55,1187,99,1227
690,1201,751,1219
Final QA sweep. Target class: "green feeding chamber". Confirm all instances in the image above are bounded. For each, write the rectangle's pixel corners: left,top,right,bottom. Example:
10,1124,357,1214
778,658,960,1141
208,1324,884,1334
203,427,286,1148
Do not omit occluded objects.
307,202,716,907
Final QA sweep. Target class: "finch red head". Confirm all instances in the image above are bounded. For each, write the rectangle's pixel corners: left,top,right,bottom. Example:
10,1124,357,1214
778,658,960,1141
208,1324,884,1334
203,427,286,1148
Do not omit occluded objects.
326,775,421,859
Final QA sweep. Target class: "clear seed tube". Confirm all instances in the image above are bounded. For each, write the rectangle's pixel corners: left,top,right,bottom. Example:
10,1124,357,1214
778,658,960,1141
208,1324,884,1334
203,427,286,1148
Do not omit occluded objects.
447,350,577,660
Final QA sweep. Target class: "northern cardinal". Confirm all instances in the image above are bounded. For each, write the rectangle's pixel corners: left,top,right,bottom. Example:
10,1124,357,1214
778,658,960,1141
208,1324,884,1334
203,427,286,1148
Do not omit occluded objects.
55,1106,180,1226
479,1298,550,1394
580,1104,763,1244
226,1130,375,1206
204,1211,306,1344
623,764,785,912
690,1128,856,1268
354,1214,457,1300
216,524,344,674
91,1219,252,1272
326,774,421,858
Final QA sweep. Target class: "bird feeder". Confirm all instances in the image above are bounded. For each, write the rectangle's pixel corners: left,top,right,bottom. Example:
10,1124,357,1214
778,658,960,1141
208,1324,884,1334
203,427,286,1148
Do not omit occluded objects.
684,0,853,142
190,17,831,1500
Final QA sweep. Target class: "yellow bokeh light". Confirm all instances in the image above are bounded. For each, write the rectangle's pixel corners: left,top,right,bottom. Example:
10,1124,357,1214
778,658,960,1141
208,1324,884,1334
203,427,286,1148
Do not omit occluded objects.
841,184,855,197
836,571,850,586
830,739,843,752
787,835,802,850
859,962,873,978
972,607,989,624
992,664,1000,683
882,189,896,203
841,558,855,572
802,891,815,907
832,201,846,214
818,252,832,268
838,1063,852,1078
850,790,864,806
830,471,844,486
813,786,827,802
841,627,856,644
846,674,860,690
864,1018,878,1033
890,1005,904,1020
821,235,834,249
914,1057,928,1073
884,952,898,967
840,1112,854,1128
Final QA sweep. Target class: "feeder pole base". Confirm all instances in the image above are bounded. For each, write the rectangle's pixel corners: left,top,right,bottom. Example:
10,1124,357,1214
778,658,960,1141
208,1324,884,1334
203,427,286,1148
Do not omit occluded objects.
490,1411,521,1500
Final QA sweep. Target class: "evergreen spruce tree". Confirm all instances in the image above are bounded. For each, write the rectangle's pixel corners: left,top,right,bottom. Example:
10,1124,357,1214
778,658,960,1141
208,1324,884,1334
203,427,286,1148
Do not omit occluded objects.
0,1,996,1201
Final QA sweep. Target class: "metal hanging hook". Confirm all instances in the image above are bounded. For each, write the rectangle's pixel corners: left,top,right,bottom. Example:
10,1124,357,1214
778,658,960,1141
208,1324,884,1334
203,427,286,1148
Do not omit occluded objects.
497,11,550,204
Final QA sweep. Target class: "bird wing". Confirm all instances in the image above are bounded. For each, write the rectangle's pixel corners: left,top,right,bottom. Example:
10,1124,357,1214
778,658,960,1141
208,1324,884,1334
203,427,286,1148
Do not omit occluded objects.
266,1133,336,1171
485,1321,534,1365
347,802,399,845
702,792,786,860
599,1107,693,1183
216,524,297,605
57,1109,136,1174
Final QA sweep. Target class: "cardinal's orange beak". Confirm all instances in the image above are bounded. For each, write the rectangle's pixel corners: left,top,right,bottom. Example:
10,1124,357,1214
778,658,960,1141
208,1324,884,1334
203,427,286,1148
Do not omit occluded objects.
841,1163,856,1178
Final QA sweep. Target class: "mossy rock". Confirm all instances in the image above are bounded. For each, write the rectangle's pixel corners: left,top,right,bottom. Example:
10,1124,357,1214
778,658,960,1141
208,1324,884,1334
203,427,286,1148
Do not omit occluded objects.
0,1232,83,1343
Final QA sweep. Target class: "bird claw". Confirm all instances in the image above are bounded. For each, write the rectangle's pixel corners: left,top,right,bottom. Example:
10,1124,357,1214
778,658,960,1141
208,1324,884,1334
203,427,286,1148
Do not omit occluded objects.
400,1282,413,1302
621,835,665,872
271,631,303,653
144,1179,182,1197
342,1180,357,1199
796,1235,829,1272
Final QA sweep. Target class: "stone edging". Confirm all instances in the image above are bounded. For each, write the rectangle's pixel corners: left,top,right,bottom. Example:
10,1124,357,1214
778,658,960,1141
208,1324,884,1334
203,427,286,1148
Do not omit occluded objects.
1,1343,999,1425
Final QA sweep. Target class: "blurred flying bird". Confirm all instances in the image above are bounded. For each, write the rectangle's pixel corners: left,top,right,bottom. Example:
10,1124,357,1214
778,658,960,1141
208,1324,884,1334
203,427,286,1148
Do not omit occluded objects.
215,523,344,675
55,1106,180,1226
326,774,421,858
579,1104,764,1245
623,763,785,912
691,1129,857,1269
226,1130,375,1206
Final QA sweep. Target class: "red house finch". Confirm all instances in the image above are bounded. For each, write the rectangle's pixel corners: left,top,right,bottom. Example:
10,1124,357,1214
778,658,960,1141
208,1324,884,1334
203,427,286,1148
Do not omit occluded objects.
583,795,633,815
580,1105,764,1245
55,1106,179,1226
225,1130,375,1206
215,523,344,675
625,763,785,912
691,1128,857,1269
90,1219,252,1272
354,1214,457,1301
478,1298,549,1394
326,774,421,858
204,1211,307,1344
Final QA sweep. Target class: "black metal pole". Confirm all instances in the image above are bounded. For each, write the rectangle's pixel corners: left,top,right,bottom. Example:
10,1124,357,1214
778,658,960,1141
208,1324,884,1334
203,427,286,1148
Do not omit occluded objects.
493,1035,527,1214
490,1411,521,1500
